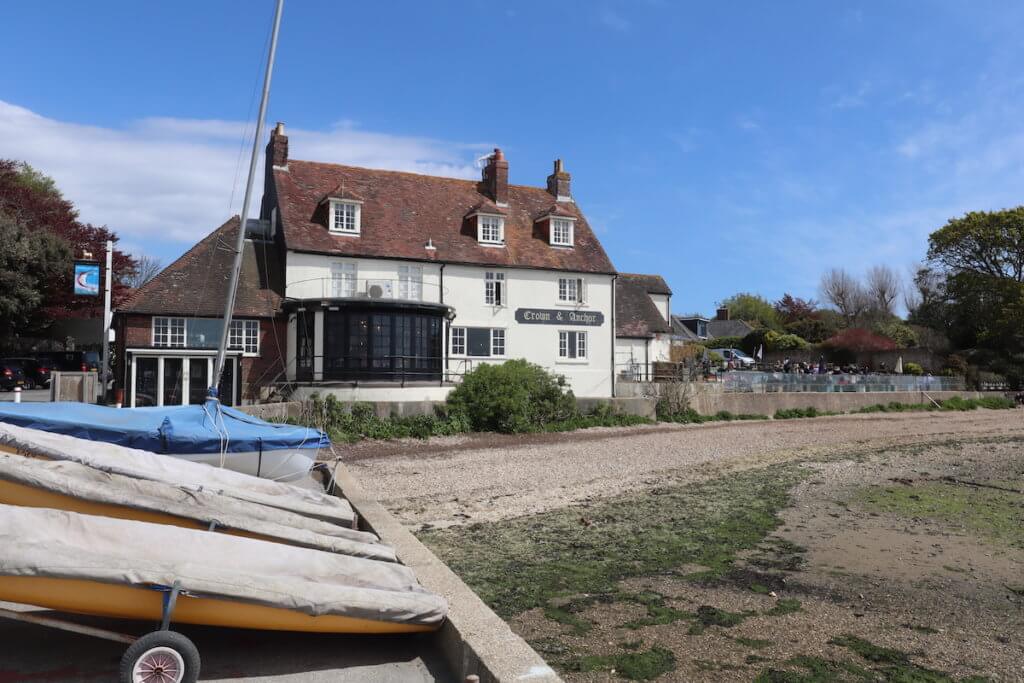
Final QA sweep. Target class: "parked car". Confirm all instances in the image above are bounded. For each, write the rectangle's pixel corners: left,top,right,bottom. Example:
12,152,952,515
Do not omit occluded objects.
2,357,51,389
710,348,756,369
0,361,27,391
33,351,100,373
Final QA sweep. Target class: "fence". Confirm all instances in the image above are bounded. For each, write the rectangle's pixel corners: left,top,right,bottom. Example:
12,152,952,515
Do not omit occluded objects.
721,371,965,393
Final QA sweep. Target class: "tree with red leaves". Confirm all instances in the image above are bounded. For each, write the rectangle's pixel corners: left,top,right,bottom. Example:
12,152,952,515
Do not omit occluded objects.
821,328,898,353
774,294,819,324
0,160,137,330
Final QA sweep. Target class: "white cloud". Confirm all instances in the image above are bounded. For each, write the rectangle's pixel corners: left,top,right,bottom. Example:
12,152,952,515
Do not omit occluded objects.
597,7,631,32
830,81,872,109
0,100,489,257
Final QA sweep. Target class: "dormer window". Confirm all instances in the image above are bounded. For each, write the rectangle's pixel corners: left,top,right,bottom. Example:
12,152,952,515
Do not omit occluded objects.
477,214,504,245
551,218,574,247
330,200,361,235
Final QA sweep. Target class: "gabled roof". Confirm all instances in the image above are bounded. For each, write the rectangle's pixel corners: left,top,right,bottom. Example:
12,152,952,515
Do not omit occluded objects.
619,273,672,296
707,319,754,338
616,278,672,338
120,217,282,318
272,160,616,274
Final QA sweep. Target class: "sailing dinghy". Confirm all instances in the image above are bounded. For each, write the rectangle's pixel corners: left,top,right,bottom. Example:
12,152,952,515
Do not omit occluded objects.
0,398,328,482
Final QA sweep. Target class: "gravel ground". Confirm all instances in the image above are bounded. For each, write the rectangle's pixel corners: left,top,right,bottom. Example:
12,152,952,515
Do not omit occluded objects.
347,409,1024,530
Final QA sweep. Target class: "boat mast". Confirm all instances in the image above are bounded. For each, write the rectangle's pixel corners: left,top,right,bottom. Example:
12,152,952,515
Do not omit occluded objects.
212,0,285,396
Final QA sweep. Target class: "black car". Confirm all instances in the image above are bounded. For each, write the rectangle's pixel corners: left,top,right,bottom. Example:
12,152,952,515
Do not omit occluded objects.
0,361,27,391
33,351,100,373
3,357,52,389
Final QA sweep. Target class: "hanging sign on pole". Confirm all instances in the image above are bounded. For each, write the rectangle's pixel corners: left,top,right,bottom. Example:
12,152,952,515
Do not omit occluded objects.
73,261,101,296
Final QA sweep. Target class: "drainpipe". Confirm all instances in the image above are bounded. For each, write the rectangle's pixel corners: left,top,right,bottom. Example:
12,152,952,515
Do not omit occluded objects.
610,273,618,398
440,263,447,386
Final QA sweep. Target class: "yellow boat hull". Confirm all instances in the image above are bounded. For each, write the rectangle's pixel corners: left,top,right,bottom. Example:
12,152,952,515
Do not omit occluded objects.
0,479,278,543
0,576,436,634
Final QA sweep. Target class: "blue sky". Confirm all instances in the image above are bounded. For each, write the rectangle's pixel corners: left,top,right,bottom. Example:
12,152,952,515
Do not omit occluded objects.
2,1,1024,314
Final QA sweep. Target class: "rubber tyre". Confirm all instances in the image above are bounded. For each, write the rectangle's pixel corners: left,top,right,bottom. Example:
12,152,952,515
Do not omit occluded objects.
119,631,200,683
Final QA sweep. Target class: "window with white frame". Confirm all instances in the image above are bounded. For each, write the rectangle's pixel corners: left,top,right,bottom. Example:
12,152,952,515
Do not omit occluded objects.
330,200,361,234
484,271,505,306
558,277,585,304
228,319,260,354
477,215,504,245
558,330,587,360
153,317,186,347
550,218,574,247
398,264,423,300
451,327,505,357
451,327,466,355
330,262,358,298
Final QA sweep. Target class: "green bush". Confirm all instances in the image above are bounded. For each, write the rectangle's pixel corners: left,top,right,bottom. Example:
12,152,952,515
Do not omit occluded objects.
656,405,768,424
873,320,919,348
446,360,576,433
903,361,924,376
773,407,837,419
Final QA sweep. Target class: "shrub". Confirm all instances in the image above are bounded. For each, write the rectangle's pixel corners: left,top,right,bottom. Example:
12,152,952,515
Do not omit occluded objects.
446,360,576,433
873,320,919,348
821,328,898,353
773,407,836,419
903,361,924,376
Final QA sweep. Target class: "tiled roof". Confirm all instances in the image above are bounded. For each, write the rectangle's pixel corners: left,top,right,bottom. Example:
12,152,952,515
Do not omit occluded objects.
707,319,754,338
619,273,672,296
272,161,616,274
120,217,283,318
616,277,672,338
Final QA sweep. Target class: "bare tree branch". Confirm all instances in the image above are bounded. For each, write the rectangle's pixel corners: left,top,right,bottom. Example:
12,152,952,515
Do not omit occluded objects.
125,254,163,289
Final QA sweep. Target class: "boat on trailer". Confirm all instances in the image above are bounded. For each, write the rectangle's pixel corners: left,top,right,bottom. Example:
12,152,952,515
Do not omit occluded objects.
0,399,328,482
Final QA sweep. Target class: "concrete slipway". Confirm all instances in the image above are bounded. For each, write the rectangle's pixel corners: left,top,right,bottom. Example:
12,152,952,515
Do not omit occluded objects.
0,462,560,682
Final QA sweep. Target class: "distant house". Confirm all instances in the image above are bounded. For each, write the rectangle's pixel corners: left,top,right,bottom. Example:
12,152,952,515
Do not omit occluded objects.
615,273,672,380
671,307,753,346
114,217,285,407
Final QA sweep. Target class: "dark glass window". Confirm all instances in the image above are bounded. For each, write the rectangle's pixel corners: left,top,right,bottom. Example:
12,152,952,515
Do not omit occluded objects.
162,358,183,405
135,357,158,407
296,311,315,381
323,308,443,381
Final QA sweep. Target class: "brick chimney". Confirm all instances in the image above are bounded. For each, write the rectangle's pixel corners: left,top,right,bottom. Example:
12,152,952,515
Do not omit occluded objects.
482,148,508,206
546,158,571,200
716,307,730,321
267,121,288,168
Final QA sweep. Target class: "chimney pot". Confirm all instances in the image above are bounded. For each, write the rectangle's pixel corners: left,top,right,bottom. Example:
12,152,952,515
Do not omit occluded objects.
546,158,571,200
268,122,289,168
482,148,509,205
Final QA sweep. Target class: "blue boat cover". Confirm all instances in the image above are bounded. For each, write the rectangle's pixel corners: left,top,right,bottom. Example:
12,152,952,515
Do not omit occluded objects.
0,400,330,455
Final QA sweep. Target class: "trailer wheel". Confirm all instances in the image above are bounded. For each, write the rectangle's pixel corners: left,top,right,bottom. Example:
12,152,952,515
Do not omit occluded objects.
120,630,200,683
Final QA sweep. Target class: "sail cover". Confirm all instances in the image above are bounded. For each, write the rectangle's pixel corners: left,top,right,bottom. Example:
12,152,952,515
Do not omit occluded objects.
0,400,329,455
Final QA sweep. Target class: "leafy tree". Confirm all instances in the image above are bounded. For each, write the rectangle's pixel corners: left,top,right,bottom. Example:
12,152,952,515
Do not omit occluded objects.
0,213,72,344
774,294,818,324
718,292,781,330
821,328,898,353
0,160,137,324
925,207,1024,386
872,320,918,348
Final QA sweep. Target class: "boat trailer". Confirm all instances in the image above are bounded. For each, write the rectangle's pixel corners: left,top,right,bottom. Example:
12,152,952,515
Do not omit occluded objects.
0,581,200,683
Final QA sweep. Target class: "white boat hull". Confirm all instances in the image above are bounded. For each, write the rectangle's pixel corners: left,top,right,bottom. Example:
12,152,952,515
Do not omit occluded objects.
174,448,316,482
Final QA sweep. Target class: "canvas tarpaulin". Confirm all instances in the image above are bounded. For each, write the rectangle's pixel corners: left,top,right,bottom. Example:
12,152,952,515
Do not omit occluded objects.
0,453,388,558
0,505,447,626
0,422,351,525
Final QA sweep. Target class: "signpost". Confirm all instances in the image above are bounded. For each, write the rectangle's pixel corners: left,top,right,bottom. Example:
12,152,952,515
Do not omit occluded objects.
72,242,113,403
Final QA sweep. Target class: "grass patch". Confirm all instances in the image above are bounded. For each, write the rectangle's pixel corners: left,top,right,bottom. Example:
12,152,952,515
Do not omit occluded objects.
734,636,774,649
827,634,989,682
902,623,939,635
852,397,1015,414
657,407,769,424
622,591,691,629
687,605,752,634
854,482,1024,549
755,655,874,682
543,604,592,634
418,463,808,620
567,646,676,680
774,407,840,420
765,597,802,616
